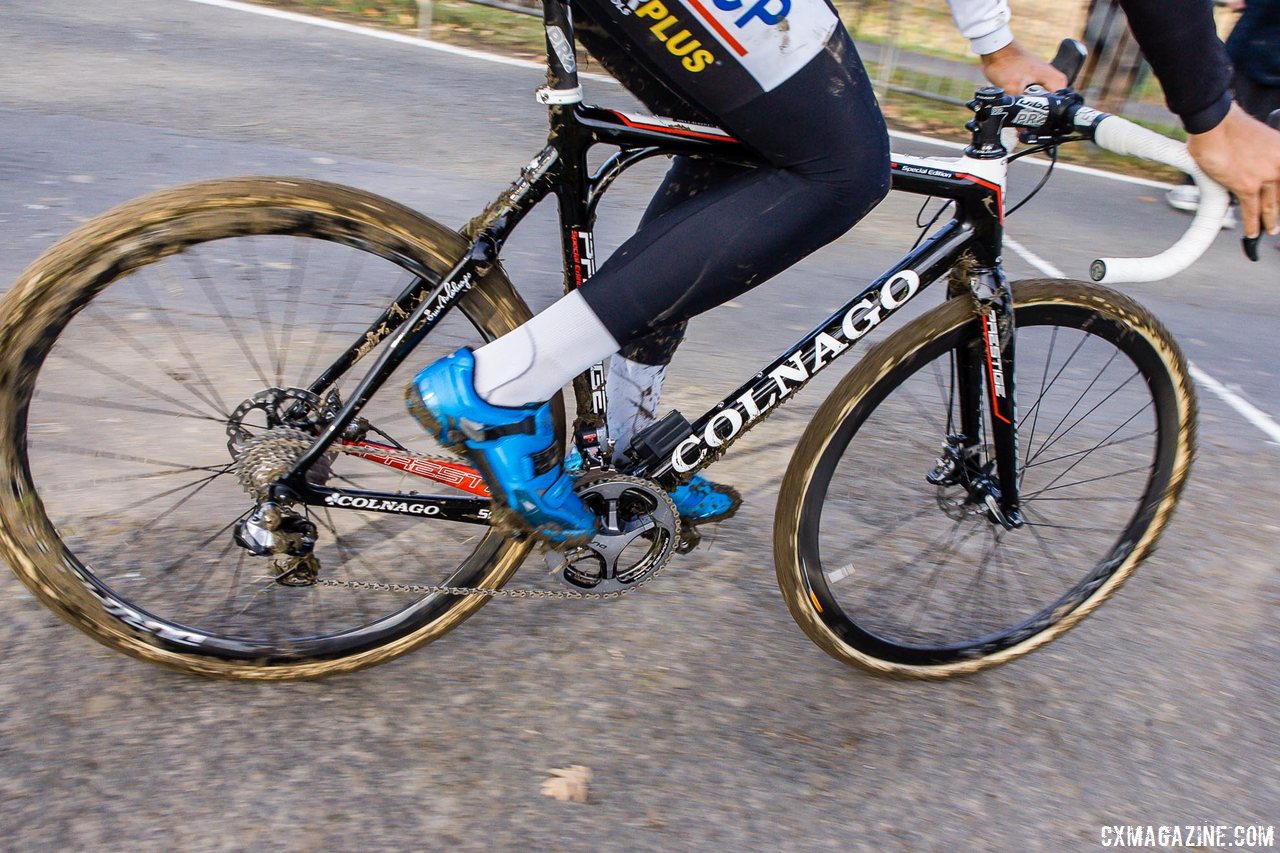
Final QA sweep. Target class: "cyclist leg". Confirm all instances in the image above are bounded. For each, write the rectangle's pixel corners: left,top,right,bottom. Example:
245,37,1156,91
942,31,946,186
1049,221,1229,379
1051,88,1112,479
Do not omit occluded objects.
601,158,746,521
411,6,890,539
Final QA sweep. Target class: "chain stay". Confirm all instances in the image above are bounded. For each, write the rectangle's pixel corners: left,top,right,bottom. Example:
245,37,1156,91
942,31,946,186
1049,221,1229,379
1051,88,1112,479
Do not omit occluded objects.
249,432,669,600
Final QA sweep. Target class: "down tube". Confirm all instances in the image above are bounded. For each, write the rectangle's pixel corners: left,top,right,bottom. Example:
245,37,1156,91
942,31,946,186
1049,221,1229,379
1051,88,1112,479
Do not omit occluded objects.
652,220,975,483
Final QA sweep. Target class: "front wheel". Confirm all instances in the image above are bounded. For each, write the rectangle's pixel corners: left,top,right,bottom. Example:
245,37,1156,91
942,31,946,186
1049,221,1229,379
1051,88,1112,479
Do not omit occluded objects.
774,280,1196,678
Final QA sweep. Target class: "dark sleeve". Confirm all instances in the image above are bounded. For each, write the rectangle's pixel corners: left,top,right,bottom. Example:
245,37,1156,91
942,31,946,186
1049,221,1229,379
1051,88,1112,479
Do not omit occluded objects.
1119,0,1233,133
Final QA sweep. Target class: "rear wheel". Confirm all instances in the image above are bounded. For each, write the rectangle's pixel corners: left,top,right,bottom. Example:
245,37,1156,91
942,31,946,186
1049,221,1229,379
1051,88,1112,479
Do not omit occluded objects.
0,178,540,678
774,280,1195,678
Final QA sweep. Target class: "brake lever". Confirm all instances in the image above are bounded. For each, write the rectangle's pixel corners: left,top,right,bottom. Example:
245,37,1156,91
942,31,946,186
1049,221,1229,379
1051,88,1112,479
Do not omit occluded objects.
1241,108,1280,262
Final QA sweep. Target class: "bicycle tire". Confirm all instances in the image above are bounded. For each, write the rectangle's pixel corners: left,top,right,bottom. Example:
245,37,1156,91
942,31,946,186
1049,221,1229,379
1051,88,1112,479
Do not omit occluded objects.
0,177,541,679
774,279,1195,678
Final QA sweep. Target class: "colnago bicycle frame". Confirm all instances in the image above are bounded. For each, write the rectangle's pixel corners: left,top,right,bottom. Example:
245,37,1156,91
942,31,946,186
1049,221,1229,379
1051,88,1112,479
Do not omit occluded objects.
274,0,1027,528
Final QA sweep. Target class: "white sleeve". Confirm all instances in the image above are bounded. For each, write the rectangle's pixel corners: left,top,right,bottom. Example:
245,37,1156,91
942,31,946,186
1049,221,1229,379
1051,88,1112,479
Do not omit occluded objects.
944,0,1014,55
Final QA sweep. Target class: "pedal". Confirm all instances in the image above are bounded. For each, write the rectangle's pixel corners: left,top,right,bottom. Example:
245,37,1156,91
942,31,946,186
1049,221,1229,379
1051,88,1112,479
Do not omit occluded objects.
675,523,701,554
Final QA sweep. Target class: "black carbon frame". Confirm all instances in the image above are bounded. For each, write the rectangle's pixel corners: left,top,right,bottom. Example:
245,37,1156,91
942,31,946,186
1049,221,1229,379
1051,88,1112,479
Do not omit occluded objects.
272,0,1020,525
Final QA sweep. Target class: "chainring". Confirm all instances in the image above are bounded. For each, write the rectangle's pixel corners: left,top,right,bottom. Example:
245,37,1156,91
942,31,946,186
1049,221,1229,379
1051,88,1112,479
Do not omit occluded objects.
549,472,680,594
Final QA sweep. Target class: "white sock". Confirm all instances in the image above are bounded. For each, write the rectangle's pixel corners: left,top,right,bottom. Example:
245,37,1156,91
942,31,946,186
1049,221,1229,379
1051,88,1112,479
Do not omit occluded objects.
606,356,667,464
472,290,620,408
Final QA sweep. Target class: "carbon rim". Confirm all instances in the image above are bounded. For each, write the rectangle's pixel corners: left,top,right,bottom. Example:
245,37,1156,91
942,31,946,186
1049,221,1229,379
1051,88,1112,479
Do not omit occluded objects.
797,300,1182,667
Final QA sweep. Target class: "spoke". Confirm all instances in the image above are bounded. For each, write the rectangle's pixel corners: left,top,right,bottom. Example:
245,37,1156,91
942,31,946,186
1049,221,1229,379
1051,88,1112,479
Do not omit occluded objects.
85,291,229,418
944,526,1002,637
895,364,952,438
1019,494,1139,503
33,390,227,426
1019,325,1058,488
276,237,309,386
175,535,239,609
110,463,238,546
931,352,956,437
240,238,283,388
1020,332,1092,459
299,250,377,386
114,465,236,515
1019,519,1118,533
1021,464,1151,500
158,510,251,575
318,512,394,624
43,440,230,473
994,535,1044,618
216,548,251,619
1028,348,1123,464
1023,429,1156,469
887,521,986,635
1024,402,1153,499
318,508,414,589
1028,370,1143,464
53,347,215,423
829,501,941,555
180,251,272,389
870,514,977,627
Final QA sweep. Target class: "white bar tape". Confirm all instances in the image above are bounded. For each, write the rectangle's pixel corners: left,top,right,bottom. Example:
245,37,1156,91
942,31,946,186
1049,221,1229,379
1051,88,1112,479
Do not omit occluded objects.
1090,116,1230,283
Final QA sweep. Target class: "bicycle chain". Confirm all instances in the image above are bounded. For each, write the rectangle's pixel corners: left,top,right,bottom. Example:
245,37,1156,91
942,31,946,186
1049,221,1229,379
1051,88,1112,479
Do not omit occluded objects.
240,430,669,600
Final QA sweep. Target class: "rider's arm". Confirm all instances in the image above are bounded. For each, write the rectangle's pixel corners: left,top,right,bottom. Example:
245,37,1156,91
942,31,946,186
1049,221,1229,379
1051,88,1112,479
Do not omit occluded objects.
944,0,1013,55
1118,0,1232,133
944,0,1068,93
1121,0,1278,238
949,0,1279,237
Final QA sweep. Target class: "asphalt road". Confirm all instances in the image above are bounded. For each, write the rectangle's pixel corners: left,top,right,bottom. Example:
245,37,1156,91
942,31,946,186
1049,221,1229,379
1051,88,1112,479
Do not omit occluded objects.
0,2,1277,850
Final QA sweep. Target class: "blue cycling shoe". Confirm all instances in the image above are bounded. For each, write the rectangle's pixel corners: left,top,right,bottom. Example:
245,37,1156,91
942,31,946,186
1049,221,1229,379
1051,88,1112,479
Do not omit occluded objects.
667,475,741,525
407,348,597,544
564,447,741,525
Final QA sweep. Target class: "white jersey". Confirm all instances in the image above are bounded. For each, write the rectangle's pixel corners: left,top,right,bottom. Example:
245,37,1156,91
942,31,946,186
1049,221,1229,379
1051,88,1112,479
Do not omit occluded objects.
945,0,1014,55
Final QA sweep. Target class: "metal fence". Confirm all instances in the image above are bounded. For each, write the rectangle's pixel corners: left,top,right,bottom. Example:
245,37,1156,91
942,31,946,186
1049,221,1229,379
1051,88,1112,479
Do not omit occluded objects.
430,0,1232,126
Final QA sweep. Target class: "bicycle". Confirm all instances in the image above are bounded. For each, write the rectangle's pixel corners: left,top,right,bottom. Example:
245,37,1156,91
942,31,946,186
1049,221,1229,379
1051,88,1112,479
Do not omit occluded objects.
0,13,1227,680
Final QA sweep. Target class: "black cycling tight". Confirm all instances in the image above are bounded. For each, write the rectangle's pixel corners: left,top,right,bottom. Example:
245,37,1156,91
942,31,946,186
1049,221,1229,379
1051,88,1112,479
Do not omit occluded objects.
571,0,891,364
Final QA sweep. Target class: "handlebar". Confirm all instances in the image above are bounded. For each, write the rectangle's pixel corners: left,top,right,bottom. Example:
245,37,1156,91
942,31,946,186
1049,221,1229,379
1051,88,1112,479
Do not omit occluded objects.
1086,116,1230,283
980,87,1230,284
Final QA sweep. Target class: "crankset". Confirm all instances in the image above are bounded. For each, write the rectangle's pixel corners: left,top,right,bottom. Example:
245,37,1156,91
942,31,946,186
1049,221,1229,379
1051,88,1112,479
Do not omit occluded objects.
547,473,680,594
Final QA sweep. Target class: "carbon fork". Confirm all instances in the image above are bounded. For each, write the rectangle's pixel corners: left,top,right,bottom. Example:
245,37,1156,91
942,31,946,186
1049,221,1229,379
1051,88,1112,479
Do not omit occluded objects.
965,263,1022,528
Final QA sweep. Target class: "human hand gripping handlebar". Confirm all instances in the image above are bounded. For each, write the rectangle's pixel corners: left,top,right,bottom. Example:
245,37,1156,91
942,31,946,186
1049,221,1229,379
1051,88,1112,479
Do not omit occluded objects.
1240,109,1280,262
989,38,1235,284
997,95,1232,283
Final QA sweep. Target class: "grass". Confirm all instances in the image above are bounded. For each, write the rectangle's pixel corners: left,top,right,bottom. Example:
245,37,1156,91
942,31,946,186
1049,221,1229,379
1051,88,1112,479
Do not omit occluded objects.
248,0,1184,181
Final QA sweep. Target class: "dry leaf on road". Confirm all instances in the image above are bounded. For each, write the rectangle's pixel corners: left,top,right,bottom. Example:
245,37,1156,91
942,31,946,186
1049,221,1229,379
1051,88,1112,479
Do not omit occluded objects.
541,765,591,803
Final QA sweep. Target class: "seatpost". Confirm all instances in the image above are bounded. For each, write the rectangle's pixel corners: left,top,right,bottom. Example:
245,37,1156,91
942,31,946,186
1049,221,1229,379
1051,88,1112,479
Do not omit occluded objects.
538,0,584,105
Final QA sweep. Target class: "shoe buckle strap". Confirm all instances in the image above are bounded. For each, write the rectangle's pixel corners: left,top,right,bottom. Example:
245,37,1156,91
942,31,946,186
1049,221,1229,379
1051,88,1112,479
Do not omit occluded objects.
529,443,562,477
460,415,537,443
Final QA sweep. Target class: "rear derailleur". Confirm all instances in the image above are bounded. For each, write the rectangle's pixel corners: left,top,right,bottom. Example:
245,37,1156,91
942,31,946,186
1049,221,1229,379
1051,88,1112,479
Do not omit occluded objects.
233,502,320,586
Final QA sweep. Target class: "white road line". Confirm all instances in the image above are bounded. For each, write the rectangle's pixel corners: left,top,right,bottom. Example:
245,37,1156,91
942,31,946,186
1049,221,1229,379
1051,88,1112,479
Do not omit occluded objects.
1003,236,1066,279
1004,237,1280,447
178,0,1176,189
180,0,616,80
1187,364,1280,445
